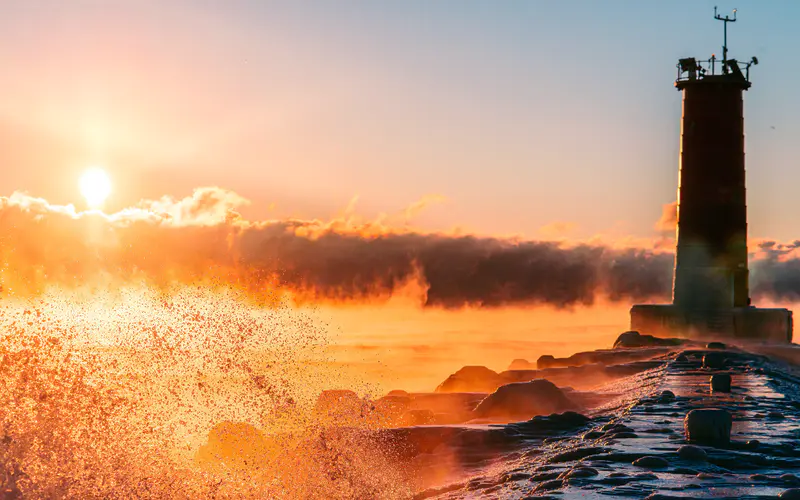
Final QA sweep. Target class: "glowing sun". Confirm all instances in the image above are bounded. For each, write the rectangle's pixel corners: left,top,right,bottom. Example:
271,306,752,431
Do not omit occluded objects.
79,167,112,208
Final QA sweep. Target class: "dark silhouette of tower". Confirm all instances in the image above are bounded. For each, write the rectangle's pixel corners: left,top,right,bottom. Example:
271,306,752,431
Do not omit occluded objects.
630,8,792,342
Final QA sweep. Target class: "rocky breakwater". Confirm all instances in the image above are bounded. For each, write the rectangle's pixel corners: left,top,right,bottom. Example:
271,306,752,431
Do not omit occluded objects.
413,335,800,499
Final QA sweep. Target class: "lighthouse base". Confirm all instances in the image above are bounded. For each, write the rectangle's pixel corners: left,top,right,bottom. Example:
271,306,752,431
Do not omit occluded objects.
630,304,793,343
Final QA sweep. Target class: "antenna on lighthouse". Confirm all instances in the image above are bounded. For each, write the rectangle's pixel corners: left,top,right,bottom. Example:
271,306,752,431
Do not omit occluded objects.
714,6,738,73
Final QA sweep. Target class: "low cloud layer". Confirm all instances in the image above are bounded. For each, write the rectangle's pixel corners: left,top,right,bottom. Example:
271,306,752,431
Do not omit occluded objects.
0,188,797,308
654,201,677,233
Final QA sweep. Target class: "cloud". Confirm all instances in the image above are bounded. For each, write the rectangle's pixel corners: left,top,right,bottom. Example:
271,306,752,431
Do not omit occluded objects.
0,188,795,309
134,187,250,226
402,194,447,222
746,239,800,302
654,201,677,233
537,221,578,238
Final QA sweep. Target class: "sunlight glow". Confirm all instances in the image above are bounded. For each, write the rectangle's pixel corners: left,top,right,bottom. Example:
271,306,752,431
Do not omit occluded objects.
79,167,112,208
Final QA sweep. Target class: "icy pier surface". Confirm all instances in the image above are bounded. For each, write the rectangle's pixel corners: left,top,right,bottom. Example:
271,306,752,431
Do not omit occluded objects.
415,343,800,499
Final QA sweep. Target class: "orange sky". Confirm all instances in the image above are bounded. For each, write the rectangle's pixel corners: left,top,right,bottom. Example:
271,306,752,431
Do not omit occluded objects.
3,2,798,243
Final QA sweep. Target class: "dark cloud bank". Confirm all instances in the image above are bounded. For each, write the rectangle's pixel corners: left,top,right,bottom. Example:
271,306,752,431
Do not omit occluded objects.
1,189,796,308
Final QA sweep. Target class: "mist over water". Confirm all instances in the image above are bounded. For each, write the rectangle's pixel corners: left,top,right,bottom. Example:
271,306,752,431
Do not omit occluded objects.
320,303,628,392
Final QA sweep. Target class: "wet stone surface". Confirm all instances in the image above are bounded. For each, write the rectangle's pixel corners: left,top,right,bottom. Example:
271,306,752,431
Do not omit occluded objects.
418,347,800,499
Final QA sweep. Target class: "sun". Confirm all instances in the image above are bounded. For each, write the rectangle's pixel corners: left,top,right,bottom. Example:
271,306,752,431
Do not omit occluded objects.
79,167,112,208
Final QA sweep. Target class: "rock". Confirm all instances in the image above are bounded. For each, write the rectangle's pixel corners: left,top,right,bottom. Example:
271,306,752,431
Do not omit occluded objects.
314,390,371,423
560,467,599,479
642,428,674,434
684,409,732,444
601,422,634,432
613,331,643,348
677,445,708,461
602,425,636,438
473,379,576,420
196,421,275,470
750,474,769,481
435,366,503,393
508,358,534,370
315,389,360,409
525,411,591,427
710,373,732,392
537,355,557,369
548,446,608,463
659,390,676,403
511,411,592,435
780,489,800,499
768,411,786,420
744,439,760,450
675,353,689,362
501,472,530,482
532,479,563,492
582,430,604,440
696,473,718,479
465,478,490,490
385,390,409,397
613,330,684,348
373,394,411,421
707,342,726,349
632,456,669,469
530,471,560,482
554,411,591,425
702,352,727,369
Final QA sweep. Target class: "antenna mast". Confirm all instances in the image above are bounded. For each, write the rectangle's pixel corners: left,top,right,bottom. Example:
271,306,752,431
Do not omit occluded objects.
714,6,738,73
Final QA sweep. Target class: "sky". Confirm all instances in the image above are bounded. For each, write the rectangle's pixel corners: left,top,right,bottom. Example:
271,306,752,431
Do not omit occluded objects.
0,0,799,242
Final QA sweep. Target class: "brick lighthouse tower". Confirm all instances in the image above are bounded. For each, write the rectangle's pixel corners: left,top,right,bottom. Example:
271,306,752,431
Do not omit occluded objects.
630,8,793,342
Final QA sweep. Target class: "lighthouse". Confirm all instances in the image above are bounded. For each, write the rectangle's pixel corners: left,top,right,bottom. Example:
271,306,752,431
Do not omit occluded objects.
630,8,793,342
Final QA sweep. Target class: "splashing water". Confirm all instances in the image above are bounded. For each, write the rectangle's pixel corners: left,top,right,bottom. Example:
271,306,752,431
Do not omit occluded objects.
0,285,414,499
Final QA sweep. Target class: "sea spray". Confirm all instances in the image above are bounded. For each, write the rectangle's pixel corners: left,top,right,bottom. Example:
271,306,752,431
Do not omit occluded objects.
0,286,413,499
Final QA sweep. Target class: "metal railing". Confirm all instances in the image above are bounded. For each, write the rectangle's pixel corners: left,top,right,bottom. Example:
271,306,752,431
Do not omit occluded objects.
675,55,758,84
